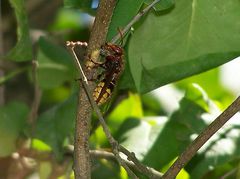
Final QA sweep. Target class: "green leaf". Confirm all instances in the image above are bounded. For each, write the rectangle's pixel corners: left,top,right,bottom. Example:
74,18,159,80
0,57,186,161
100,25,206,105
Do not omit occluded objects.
118,49,137,91
0,102,29,157
92,160,121,179
107,0,145,41
108,93,143,134
35,94,77,158
175,68,234,109
145,0,175,11
184,83,210,112
162,159,190,179
142,98,208,169
32,139,51,152
177,168,190,179
37,37,75,89
128,0,240,93
90,93,143,147
115,117,166,161
7,0,33,61
41,86,72,105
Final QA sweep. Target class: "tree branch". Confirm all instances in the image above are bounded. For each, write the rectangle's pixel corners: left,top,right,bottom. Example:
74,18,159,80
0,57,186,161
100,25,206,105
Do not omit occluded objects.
162,96,240,179
72,0,117,179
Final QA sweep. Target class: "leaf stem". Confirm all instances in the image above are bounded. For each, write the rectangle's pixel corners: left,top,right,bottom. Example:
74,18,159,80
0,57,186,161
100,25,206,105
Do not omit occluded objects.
111,0,161,44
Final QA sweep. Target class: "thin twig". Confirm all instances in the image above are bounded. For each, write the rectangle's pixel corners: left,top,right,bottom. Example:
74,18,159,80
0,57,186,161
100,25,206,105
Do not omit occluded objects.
28,60,42,144
111,0,161,44
90,150,163,178
162,96,240,179
220,168,237,179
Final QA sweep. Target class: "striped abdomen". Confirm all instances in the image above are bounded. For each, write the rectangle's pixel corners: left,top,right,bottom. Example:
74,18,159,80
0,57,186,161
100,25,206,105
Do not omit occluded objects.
93,79,115,105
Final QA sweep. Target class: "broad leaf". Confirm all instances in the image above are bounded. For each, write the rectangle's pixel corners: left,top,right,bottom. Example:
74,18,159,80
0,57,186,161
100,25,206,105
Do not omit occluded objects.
128,0,240,93
108,93,143,134
0,102,29,157
91,93,143,147
32,139,51,152
141,85,211,168
92,160,121,179
175,68,234,109
7,0,33,61
114,84,210,164
35,94,77,157
37,37,75,89
143,97,208,169
115,117,167,161
118,54,136,91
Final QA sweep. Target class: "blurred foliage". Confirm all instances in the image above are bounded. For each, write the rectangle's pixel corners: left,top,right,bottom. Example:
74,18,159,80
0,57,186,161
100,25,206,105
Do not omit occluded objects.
35,93,77,159
1,0,240,178
175,68,235,109
0,102,29,157
6,0,33,61
37,37,75,89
